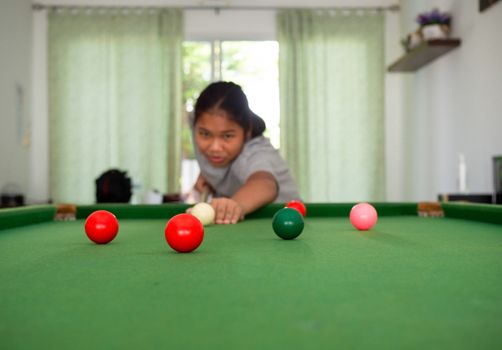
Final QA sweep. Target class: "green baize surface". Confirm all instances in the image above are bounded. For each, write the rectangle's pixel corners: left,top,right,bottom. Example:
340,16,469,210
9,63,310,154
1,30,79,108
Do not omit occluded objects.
1,216,502,349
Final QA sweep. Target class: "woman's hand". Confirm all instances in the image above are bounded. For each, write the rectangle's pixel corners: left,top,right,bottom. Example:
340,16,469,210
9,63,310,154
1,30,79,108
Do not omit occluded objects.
210,198,244,224
186,174,213,214
194,174,211,194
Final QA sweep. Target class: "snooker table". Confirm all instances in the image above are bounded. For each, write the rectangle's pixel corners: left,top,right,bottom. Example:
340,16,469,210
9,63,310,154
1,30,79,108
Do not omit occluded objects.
1,202,502,349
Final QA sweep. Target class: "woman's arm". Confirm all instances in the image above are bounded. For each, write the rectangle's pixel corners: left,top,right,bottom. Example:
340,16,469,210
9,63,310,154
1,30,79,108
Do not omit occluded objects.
211,171,277,224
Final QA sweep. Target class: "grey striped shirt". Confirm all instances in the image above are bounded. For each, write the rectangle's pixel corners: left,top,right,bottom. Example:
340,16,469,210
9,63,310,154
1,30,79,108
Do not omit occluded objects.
194,136,300,203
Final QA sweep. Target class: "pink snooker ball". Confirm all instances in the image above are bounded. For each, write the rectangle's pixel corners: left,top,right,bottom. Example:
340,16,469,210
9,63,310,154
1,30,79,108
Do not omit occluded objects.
350,203,378,231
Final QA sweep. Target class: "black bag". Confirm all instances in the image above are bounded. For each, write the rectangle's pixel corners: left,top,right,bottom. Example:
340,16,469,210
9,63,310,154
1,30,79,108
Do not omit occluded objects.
95,169,132,203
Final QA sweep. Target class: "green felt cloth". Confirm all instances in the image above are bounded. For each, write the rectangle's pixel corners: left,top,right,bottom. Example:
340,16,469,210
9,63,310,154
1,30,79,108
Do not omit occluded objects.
1,215,502,349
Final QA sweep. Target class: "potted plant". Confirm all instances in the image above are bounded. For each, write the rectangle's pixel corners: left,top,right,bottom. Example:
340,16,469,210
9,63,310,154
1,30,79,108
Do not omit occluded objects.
416,8,451,39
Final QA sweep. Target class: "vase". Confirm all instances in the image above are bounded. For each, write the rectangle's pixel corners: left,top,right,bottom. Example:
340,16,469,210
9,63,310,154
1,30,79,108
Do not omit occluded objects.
421,24,450,40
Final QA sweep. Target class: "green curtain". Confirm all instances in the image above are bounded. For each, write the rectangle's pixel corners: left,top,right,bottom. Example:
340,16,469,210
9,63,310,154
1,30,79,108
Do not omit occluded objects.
48,8,183,204
277,10,385,202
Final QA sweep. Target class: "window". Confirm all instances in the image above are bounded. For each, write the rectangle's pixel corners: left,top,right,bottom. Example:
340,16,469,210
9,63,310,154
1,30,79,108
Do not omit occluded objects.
181,40,280,194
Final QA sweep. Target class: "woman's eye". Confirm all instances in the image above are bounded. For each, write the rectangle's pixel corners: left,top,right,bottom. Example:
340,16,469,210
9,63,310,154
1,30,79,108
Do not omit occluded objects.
223,134,234,140
199,130,210,138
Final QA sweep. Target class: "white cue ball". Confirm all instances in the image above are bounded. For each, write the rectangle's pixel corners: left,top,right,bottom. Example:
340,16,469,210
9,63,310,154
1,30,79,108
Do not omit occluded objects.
191,202,215,226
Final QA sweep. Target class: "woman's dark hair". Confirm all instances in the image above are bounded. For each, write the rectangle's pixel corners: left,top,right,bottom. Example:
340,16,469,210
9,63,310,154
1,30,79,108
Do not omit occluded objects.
193,81,266,138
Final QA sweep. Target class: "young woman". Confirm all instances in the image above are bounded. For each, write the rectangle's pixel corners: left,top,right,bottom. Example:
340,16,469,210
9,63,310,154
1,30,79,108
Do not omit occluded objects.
192,81,300,224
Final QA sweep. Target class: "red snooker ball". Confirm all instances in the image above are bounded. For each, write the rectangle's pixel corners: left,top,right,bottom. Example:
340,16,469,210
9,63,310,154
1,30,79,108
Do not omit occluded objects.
350,203,378,231
286,200,307,217
84,210,119,244
165,213,204,253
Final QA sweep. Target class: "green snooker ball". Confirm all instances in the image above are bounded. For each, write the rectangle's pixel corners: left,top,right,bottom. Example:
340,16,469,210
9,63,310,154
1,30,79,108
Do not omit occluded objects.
272,207,304,240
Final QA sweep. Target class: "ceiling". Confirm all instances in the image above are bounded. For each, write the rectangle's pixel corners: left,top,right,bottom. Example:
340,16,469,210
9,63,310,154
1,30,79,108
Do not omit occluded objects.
35,0,399,9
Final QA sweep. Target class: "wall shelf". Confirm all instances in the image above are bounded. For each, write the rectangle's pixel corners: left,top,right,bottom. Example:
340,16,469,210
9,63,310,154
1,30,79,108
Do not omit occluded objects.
388,39,461,72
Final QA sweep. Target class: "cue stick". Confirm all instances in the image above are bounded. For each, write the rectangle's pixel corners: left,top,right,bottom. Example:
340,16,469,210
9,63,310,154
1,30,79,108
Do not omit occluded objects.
200,187,210,203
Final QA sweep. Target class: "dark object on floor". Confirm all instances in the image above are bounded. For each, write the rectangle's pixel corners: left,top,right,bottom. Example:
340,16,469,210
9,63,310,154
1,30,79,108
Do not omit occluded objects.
95,169,132,203
163,193,183,203
1,183,24,208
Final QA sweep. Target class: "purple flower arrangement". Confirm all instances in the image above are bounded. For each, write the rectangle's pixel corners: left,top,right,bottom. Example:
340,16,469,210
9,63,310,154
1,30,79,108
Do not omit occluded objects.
416,8,451,27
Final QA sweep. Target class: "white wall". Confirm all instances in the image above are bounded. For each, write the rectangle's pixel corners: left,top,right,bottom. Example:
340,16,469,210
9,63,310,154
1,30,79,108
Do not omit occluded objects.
0,0,32,200
185,9,276,40
391,0,502,201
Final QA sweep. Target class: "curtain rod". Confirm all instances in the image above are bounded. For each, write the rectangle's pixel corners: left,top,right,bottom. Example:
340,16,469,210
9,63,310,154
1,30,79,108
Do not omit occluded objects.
32,3,400,12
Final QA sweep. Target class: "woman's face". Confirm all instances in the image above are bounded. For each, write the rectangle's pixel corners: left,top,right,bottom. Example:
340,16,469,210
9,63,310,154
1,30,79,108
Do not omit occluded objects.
194,109,246,167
